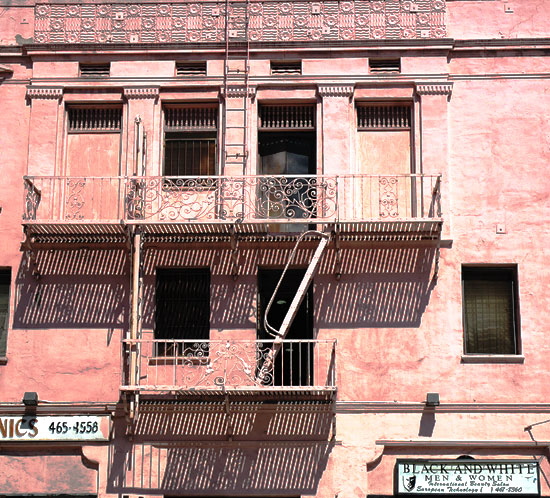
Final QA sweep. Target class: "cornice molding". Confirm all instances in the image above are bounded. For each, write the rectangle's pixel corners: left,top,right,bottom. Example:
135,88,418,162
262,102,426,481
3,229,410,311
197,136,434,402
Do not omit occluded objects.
377,440,550,449
336,401,550,414
317,84,355,98
123,87,160,100
26,86,63,100
415,81,453,96
223,85,257,98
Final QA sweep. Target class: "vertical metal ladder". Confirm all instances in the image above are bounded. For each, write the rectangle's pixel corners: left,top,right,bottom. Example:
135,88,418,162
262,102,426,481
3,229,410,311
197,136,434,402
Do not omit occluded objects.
222,0,250,175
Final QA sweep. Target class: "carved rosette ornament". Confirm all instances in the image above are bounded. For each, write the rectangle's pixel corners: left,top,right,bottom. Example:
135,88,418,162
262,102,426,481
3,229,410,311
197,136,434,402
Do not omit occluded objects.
26,87,63,100
415,82,453,97
34,0,447,44
317,84,355,98
123,87,160,100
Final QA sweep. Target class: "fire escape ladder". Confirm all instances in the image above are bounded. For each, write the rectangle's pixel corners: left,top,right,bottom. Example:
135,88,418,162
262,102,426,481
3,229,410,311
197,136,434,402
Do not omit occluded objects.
256,231,331,384
222,0,250,175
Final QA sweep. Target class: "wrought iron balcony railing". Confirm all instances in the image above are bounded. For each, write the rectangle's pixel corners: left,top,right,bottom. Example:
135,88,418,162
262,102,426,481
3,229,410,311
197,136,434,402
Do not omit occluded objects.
121,339,337,394
24,174,442,228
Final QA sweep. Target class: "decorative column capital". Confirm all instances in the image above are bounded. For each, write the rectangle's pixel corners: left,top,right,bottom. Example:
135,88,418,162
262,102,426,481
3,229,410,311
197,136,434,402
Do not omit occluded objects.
223,85,257,99
124,87,160,100
317,84,355,98
415,82,453,97
26,86,63,100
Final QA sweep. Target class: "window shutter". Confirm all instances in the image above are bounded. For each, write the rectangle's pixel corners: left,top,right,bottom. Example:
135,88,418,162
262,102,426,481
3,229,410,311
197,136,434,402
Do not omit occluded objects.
68,107,122,132
164,107,218,131
259,105,315,130
357,105,411,130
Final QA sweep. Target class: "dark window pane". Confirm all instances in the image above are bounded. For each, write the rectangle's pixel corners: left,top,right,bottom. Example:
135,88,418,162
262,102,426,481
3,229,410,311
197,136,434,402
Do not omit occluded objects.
463,267,518,354
155,269,210,356
0,269,11,357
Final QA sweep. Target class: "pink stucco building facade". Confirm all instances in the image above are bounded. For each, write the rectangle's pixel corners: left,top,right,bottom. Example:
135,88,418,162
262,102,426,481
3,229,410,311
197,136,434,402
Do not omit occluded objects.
1,0,550,496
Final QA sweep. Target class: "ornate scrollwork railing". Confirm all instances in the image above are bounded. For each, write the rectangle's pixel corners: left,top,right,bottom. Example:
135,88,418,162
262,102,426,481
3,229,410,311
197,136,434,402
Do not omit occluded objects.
23,178,41,221
24,174,442,225
125,175,338,223
122,338,337,391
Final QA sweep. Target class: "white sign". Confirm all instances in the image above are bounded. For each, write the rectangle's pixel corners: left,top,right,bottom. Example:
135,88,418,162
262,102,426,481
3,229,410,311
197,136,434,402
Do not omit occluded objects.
397,460,540,495
0,415,110,442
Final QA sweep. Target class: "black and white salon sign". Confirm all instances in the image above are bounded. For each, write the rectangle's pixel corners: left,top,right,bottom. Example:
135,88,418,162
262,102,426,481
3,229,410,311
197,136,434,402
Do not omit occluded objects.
396,460,540,495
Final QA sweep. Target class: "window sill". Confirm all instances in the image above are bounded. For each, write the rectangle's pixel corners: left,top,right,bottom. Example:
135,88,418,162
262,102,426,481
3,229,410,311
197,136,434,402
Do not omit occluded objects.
0,356,7,365
461,354,525,364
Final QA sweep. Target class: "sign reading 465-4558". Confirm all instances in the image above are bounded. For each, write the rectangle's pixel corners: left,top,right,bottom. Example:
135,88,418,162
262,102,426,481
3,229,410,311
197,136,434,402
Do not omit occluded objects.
0,415,110,441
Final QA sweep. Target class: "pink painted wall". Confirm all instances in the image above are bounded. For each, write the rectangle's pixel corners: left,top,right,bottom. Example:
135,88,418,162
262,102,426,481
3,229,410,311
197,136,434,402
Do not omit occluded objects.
0,0,549,496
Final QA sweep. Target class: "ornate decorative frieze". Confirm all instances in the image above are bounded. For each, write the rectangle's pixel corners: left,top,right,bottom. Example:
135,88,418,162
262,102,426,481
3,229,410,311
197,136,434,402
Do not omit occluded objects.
317,84,355,98
26,86,63,100
123,87,160,100
34,1,447,45
415,82,453,96
223,85,257,98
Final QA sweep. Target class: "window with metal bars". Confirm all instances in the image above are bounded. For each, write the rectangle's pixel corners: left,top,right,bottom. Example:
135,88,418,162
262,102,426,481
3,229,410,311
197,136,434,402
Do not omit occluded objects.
176,61,207,77
270,60,302,75
357,104,411,130
369,58,401,73
155,268,210,357
67,107,122,133
79,63,110,78
0,269,10,358
163,106,218,178
462,266,519,355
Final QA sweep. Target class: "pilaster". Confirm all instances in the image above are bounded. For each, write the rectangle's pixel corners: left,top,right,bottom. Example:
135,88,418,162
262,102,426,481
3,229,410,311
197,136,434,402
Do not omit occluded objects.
123,87,160,176
415,81,453,237
26,86,63,176
317,84,355,176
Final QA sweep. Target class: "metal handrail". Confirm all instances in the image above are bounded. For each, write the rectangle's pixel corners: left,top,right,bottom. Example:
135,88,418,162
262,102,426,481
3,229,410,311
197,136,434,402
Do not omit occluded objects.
23,174,443,224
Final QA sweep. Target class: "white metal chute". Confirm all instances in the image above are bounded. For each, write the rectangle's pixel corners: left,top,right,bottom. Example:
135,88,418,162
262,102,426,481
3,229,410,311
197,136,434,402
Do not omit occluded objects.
257,229,331,385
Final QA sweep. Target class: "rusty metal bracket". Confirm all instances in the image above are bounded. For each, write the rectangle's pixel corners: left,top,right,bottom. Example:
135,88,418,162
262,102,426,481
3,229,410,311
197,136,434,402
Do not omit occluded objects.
333,225,342,281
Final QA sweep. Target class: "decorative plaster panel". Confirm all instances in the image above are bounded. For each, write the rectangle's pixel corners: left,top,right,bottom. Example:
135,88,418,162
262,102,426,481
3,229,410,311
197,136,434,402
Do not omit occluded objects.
415,82,453,96
26,87,64,100
34,1,446,44
318,84,355,98
124,87,160,99
224,85,257,98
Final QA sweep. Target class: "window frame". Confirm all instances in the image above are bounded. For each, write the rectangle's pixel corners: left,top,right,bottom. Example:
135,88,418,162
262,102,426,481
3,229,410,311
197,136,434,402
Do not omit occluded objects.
154,267,211,357
162,104,219,180
0,268,11,361
461,265,521,357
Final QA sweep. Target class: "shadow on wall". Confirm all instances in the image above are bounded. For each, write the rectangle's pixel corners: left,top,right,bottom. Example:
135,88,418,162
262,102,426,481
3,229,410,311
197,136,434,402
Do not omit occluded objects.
141,248,258,330
108,438,334,495
316,246,436,328
13,243,436,331
140,244,437,331
13,249,129,329
132,401,334,441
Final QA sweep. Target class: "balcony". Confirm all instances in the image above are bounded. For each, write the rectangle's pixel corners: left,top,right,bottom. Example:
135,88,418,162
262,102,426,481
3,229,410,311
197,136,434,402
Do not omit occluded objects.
23,174,442,242
121,338,337,401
